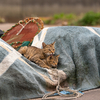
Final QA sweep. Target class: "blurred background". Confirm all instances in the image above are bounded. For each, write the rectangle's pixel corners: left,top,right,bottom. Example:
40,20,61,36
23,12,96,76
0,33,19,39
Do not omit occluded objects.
0,0,100,26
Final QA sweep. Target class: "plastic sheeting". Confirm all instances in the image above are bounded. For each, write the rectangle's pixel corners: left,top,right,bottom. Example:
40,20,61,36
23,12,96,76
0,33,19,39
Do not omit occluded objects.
0,26,100,100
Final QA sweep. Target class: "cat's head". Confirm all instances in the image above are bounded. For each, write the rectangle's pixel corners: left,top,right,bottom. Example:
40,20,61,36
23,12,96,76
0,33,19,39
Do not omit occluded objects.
42,42,55,56
46,55,60,68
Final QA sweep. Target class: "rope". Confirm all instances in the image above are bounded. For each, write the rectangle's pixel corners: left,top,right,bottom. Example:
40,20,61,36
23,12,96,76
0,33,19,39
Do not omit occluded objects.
42,69,83,100
16,19,34,35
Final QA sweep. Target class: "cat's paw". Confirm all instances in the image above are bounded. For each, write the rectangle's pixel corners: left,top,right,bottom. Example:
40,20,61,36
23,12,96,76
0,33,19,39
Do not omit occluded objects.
45,65,51,69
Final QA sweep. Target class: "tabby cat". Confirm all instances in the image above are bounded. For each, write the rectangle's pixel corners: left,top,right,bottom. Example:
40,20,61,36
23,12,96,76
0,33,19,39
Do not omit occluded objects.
42,55,59,68
18,42,56,68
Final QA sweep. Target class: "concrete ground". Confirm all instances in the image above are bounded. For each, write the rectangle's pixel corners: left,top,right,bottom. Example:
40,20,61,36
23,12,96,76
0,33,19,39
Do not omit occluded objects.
0,23,15,32
0,23,100,100
29,88,100,100
0,23,56,32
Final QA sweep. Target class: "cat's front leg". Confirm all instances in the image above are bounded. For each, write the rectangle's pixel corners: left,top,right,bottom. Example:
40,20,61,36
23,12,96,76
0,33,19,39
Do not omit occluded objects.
30,57,50,69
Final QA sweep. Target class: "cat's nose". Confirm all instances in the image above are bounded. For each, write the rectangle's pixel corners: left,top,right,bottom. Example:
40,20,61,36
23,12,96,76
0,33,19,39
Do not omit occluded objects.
51,51,54,54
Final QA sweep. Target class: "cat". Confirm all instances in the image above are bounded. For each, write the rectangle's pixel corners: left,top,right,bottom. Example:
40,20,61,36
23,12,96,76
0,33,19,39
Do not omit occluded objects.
41,55,59,68
18,42,56,68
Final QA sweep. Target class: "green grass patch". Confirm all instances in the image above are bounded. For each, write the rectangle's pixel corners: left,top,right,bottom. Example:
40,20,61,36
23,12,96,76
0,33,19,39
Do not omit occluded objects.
43,13,77,25
43,12,100,26
75,11,100,26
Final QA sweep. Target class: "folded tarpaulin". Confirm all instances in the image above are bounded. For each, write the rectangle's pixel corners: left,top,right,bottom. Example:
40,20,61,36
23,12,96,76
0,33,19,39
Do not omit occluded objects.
0,26,100,100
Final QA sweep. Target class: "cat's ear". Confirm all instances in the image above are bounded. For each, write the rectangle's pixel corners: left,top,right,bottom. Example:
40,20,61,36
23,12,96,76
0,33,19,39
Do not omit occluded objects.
50,56,52,59
47,55,51,60
42,42,46,48
52,41,55,45
56,55,60,58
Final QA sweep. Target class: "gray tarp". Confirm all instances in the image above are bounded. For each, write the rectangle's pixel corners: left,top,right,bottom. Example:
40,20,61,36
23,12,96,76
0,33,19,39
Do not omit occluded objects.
0,26,100,100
